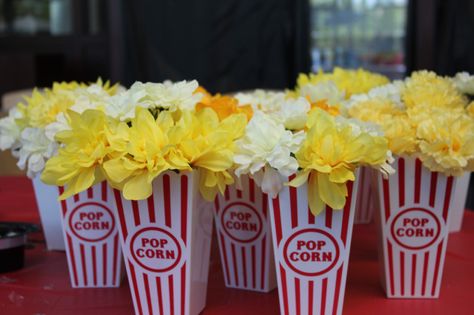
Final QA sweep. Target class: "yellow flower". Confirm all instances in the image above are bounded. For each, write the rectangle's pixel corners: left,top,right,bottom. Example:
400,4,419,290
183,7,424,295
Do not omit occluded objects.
196,88,253,121
467,101,474,118
296,67,389,99
41,109,119,199
290,109,389,215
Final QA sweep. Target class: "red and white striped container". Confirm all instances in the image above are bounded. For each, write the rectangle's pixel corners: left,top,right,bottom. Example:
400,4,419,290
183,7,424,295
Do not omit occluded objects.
32,175,65,250
354,167,375,224
375,156,456,298
449,172,471,232
113,171,213,315
58,182,123,288
269,176,358,315
214,175,276,292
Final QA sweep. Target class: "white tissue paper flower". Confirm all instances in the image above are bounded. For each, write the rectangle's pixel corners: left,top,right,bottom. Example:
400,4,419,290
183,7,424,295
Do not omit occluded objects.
299,81,345,105
0,108,23,150
348,81,405,109
16,127,58,178
270,97,311,130
235,89,286,113
452,72,474,95
233,111,305,197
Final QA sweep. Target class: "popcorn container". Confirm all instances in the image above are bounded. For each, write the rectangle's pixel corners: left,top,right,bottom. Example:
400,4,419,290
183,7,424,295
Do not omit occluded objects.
375,157,456,298
113,171,213,315
58,182,123,288
31,175,65,250
354,167,375,224
269,176,358,315
214,175,277,292
449,172,471,232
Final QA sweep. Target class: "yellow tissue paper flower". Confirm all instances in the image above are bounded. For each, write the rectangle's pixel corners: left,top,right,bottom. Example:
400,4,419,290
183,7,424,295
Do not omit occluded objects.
41,109,120,199
290,109,389,215
195,88,253,121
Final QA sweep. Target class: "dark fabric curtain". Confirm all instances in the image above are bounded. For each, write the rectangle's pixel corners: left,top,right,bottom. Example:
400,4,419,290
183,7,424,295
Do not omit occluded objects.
405,0,474,210
119,0,311,93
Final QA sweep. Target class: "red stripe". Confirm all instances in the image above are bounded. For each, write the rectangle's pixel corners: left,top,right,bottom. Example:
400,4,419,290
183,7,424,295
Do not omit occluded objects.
442,177,454,221
231,243,239,286
101,182,108,202
398,158,405,207
272,196,283,244
308,206,315,225
112,234,119,284
67,235,79,286
132,200,141,226
147,195,156,223
260,236,266,290
164,174,172,228
262,193,268,218
225,186,230,200
429,172,438,207
340,182,353,245
219,232,231,284
383,179,391,223
237,189,243,199
249,178,255,203
168,275,175,315
143,274,153,314
114,190,128,239
321,278,328,315
241,247,248,288
180,265,186,315
411,254,417,296
400,252,405,296
332,267,343,315
414,159,422,203
87,187,93,199
214,197,220,214
308,281,314,315
251,245,256,289
181,175,188,244
102,243,107,286
156,277,164,315
279,266,289,315
58,187,67,216
421,251,429,296
387,241,395,295
431,242,444,296
325,206,333,228
91,246,97,286
290,186,298,228
80,244,88,286
129,263,143,315
74,194,80,202
295,278,301,315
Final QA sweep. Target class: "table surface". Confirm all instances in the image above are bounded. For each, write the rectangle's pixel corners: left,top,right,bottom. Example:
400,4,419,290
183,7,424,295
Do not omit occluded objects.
0,176,473,315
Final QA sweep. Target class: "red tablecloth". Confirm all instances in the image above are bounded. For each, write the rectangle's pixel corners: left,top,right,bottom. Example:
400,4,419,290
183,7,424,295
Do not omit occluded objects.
0,176,472,315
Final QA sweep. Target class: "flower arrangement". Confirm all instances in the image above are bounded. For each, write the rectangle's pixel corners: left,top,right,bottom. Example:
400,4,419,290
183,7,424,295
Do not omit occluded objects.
348,70,474,176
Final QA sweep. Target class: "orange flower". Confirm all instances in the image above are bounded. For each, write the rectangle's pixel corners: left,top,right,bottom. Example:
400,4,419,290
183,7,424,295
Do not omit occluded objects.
196,91,253,121
307,97,340,116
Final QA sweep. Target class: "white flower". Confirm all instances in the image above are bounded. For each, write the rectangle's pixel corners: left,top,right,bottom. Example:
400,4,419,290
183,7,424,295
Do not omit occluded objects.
452,72,474,95
271,97,311,130
233,111,305,196
44,113,70,141
16,127,58,178
0,108,23,150
68,83,113,114
235,90,286,113
346,80,405,110
105,88,147,121
299,81,345,105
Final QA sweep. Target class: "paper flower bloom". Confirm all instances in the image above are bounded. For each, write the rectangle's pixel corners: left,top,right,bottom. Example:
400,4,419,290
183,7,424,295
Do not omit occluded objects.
196,88,253,121
451,72,474,95
234,89,286,113
0,108,22,151
270,97,311,130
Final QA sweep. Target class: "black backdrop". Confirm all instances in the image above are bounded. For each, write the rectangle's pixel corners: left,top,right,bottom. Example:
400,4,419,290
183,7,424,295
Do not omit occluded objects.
119,0,311,93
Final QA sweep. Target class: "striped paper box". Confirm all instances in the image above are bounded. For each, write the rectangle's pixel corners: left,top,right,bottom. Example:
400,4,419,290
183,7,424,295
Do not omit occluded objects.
354,167,375,224
58,182,123,288
114,171,213,315
32,175,65,250
376,156,456,298
449,172,471,232
214,175,277,292
269,175,358,315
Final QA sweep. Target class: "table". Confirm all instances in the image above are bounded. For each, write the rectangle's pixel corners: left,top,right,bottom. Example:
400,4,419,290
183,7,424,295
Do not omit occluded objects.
0,176,472,315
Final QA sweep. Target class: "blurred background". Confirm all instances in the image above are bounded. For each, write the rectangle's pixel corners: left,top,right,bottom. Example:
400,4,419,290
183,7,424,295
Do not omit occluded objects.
0,0,473,207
